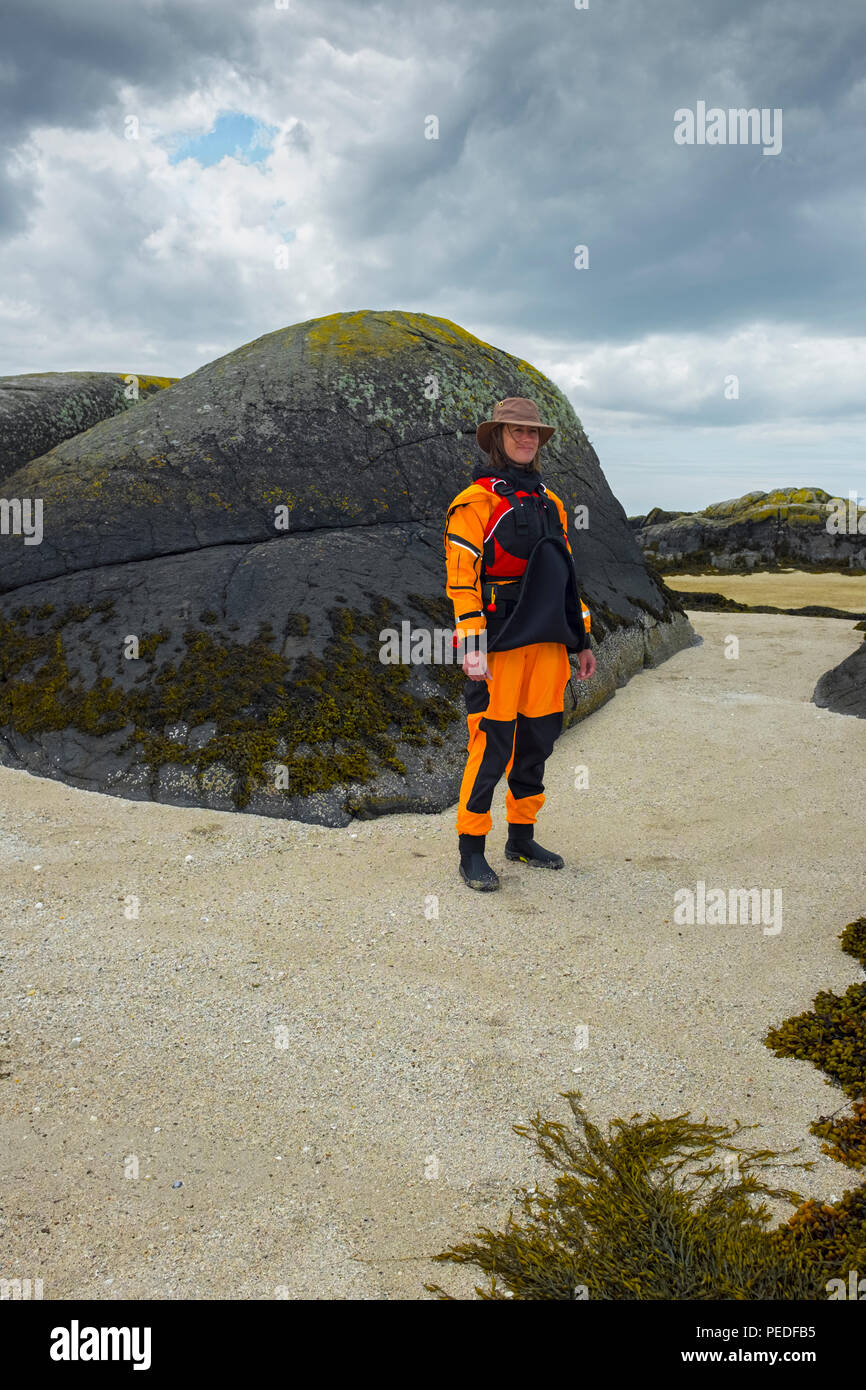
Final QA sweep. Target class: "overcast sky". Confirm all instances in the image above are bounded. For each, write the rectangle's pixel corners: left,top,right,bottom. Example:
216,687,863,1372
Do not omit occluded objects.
2,0,864,513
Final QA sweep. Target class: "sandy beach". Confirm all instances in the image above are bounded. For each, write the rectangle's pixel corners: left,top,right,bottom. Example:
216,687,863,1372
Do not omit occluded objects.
663,569,866,611
1,606,864,1300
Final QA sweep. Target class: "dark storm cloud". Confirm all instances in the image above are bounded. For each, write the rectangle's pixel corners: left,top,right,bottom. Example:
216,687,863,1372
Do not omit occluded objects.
324,0,866,341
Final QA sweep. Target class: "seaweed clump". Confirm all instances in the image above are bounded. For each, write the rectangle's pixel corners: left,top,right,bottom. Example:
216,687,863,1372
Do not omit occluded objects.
425,1092,816,1300
426,913,866,1300
763,978,866,1100
766,914,866,1202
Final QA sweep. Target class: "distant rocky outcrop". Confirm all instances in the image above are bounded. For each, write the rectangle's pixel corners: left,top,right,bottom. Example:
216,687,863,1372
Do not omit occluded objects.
812,643,866,719
630,488,866,572
0,310,696,825
0,371,176,480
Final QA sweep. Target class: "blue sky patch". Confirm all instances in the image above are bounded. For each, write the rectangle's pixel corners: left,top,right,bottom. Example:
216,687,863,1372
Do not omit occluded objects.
166,111,278,167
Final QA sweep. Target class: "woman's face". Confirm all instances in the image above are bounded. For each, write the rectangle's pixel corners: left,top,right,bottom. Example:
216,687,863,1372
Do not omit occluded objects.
502,423,539,465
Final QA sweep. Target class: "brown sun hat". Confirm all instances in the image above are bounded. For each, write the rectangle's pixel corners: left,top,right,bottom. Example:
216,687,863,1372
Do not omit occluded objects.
476,396,555,453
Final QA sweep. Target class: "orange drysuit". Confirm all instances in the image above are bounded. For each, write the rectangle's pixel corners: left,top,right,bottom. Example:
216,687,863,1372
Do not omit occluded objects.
444,463,591,838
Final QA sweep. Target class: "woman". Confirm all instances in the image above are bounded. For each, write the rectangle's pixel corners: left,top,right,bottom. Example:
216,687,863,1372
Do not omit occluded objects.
444,397,597,891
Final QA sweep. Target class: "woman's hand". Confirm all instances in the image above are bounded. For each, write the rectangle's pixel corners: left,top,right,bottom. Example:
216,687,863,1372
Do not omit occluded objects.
463,648,491,681
576,647,596,680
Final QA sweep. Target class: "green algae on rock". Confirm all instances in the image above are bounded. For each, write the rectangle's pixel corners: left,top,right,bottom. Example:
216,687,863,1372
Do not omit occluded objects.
0,597,462,812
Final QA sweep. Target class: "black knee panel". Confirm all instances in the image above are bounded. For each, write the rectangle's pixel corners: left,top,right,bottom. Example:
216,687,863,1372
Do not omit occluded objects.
507,710,562,801
466,716,516,813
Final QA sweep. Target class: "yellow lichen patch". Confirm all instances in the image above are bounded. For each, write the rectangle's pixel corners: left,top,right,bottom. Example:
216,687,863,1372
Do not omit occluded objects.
81,468,112,494
303,309,500,359
763,487,830,508
512,358,551,390
114,374,177,392
305,311,404,357
260,489,298,511
701,488,836,525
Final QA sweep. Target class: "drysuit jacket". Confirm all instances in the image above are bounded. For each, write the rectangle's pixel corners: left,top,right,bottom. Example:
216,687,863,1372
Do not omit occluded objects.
444,461,591,654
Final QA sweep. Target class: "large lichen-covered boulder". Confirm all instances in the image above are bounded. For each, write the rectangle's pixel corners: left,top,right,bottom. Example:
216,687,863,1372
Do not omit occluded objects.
630,488,866,572
0,310,695,825
0,371,176,480
812,641,866,719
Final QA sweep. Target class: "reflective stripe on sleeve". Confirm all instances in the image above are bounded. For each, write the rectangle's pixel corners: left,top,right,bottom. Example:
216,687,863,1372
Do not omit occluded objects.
446,532,481,557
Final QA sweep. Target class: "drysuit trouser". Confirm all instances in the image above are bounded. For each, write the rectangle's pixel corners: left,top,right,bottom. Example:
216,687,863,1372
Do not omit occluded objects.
456,641,572,838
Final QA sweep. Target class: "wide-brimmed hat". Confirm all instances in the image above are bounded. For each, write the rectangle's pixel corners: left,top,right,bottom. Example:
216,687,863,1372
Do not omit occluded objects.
476,396,555,453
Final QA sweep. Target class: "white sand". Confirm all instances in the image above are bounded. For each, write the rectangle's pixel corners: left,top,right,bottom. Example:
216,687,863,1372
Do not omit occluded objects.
1,609,864,1300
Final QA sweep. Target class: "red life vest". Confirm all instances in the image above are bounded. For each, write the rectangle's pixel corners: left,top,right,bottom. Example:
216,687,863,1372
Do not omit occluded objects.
474,474,564,583
471,473,591,645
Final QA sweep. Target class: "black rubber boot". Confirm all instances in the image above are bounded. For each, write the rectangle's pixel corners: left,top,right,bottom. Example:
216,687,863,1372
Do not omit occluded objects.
504,821,564,869
458,833,500,891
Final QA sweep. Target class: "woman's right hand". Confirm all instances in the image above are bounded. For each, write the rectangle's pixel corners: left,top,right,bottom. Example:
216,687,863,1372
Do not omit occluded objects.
463,648,491,681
